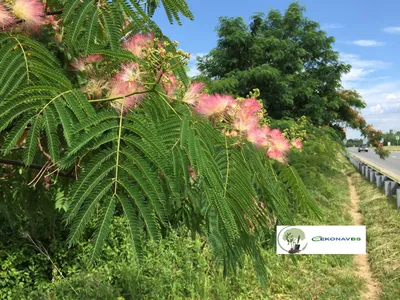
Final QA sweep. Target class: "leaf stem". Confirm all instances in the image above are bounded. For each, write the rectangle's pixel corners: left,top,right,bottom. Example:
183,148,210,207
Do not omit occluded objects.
113,97,125,195
13,37,30,84
223,135,230,197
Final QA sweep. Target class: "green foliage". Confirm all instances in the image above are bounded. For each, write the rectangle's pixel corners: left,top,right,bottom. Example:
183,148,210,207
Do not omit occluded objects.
381,130,400,146
0,0,322,284
346,138,363,147
1,162,362,299
196,3,365,127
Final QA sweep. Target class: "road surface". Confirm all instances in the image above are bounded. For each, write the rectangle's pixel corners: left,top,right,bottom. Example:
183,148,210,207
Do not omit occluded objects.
347,147,400,181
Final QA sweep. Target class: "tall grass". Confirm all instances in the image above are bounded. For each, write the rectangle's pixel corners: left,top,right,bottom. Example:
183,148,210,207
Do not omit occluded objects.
23,157,363,299
351,172,400,299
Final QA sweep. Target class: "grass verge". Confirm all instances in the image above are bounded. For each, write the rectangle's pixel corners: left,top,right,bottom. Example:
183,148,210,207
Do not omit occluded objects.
384,146,400,152
351,171,400,300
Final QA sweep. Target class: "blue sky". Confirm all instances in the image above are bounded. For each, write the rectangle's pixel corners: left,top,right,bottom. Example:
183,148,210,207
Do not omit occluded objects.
154,0,400,138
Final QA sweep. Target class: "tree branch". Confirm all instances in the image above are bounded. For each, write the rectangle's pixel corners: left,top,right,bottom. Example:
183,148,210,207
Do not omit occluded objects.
0,158,75,179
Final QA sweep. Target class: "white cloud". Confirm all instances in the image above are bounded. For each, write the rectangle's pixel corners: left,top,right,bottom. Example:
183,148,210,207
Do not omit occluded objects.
340,53,391,89
370,104,384,113
340,53,391,69
187,53,206,77
386,93,399,100
321,23,344,30
342,68,374,83
354,81,400,132
352,40,385,47
383,27,400,34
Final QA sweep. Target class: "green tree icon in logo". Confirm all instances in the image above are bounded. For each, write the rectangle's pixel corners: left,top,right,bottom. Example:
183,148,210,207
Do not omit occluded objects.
283,228,306,253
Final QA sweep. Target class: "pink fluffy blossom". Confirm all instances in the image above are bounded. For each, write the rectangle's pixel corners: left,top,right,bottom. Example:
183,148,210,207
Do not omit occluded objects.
85,54,104,63
71,54,104,71
232,115,258,132
269,129,290,153
236,98,262,121
109,81,145,114
12,0,45,32
161,73,178,98
292,139,302,149
110,62,146,113
115,63,142,83
267,147,286,163
246,126,270,147
194,94,235,117
71,59,86,71
182,82,205,105
123,33,154,58
0,4,15,31
44,14,60,31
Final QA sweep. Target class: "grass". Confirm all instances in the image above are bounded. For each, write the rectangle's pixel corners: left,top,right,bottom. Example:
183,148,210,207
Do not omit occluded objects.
22,159,364,299
384,146,400,152
351,171,400,300
216,158,364,299
6,155,365,299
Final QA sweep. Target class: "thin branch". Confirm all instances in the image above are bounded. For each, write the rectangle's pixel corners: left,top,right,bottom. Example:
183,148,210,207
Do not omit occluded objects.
88,89,151,103
24,234,79,296
46,10,63,15
38,138,52,160
0,158,75,179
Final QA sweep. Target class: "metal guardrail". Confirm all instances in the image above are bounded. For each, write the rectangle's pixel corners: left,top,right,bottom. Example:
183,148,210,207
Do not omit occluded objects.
345,153,400,208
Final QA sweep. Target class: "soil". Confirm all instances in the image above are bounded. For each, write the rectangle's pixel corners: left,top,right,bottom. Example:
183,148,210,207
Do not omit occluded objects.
347,175,381,300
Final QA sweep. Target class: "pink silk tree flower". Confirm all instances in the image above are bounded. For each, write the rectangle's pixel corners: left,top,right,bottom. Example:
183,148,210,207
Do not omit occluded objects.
232,115,258,133
109,81,146,114
85,54,104,63
292,138,303,149
12,0,45,32
246,125,271,147
0,4,15,31
115,62,142,83
182,82,205,105
236,98,262,120
161,73,178,98
194,94,235,117
246,126,267,148
71,58,86,71
123,33,154,58
266,147,286,163
268,129,290,153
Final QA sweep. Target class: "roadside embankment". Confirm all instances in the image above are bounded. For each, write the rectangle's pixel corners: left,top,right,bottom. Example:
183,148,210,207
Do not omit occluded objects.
351,172,400,299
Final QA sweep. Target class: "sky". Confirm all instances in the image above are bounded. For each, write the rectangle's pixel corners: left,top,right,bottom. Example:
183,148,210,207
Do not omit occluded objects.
153,0,400,139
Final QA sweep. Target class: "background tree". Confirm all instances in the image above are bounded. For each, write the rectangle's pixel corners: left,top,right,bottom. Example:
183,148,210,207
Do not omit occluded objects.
197,3,365,126
196,2,389,158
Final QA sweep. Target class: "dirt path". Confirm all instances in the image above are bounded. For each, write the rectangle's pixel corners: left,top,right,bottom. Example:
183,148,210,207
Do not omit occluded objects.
347,175,381,300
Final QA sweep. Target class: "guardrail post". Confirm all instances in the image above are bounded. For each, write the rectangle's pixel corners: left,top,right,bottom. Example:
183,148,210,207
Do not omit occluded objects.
385,181,399,197
369,171,376,183
391,182,399,197
385,181,392,196
397,188,400,208
365,167,370,179
376,175,382,188
382,175,388,181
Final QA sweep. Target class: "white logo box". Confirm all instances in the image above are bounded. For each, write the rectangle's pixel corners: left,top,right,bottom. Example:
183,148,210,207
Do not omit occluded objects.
276,226,366,254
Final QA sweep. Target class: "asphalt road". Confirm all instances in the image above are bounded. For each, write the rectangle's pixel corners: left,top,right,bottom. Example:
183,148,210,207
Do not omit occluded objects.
347,147,400,180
